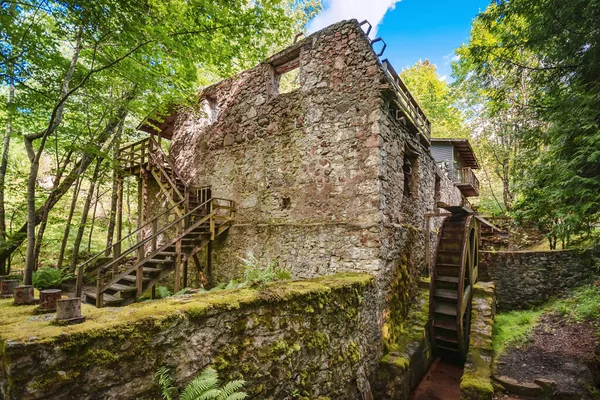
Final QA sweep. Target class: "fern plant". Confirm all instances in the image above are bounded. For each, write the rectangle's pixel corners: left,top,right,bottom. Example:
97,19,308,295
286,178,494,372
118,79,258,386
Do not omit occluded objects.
32,267,72,290
156,366,247,400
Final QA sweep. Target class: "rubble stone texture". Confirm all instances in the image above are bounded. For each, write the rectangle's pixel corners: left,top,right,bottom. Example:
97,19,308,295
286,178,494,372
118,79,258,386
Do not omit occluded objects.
461,281,496,400
479,249,597,310
168,19,462,301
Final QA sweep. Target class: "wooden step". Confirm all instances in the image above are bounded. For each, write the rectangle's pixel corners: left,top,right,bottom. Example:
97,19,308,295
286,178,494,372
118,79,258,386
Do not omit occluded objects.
435,276,459,284
139,266,163,273
108,283,137,293
435,303,458,316
120,275,150,284
435,334,459,344
435,288,458,300
433,318,457,331
84,291,123,306
145,259,173,265
435,343,459,353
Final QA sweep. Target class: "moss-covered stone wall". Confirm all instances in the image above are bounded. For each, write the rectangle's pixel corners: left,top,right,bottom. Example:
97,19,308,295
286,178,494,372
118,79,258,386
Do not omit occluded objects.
0,273,380,400
461,282,496,400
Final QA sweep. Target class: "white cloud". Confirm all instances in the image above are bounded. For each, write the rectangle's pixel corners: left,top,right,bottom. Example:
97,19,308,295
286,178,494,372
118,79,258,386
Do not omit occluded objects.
308,0,402,38
439,75,447,82
443,53,461,65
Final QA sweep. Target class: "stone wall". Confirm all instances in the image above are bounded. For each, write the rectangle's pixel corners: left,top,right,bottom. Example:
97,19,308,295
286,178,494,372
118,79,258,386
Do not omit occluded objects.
461,282,496,400
169,21,383,283
479,249,598,310
166,19,464,290
1,274,381,400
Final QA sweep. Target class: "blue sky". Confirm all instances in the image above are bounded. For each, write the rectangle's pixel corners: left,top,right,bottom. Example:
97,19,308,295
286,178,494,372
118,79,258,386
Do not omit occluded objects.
309,0,491,81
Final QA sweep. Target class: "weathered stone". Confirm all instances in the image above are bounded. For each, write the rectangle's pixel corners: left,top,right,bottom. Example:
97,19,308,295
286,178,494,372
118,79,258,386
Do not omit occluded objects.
0,279,19,298
494,375,544,397
13,285,36,305
37,289,62,312
1,274,379,400
461,282,496,400
479,249,598,311
55,297,85,324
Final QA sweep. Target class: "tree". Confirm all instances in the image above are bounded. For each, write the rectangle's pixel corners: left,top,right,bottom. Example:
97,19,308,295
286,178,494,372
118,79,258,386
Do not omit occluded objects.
1,0,307,283
400,60,467,139
454,0,600,242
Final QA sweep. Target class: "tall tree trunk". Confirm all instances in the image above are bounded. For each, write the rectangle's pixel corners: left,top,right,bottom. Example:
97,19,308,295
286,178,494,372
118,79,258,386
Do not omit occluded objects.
0,100,131,268
87,180,103,255
56,171,83,270
34,150,73,269
0,77,13,276
105,117,125,256
71,158,102,272
23,25,84,285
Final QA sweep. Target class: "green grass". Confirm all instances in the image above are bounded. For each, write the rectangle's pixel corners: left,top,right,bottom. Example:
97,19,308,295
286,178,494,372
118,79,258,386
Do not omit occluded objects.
553,284,600,322
493,307,546,356
493,283,600,357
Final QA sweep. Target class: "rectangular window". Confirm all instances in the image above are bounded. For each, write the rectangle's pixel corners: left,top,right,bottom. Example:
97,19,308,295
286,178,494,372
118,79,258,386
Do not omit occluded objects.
271,49,301,95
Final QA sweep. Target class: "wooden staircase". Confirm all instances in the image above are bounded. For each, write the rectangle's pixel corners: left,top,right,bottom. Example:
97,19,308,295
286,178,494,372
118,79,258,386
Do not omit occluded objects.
75,135,235,307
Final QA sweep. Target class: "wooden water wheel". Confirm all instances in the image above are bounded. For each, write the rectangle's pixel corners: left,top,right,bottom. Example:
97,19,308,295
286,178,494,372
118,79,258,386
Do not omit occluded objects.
429,209,479,361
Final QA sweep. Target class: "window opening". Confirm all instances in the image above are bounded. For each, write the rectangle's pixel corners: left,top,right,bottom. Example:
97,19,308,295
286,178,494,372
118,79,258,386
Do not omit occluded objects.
272,50,301,95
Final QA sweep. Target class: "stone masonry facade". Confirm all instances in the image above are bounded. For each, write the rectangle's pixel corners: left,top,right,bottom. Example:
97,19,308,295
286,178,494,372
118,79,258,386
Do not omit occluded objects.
167,19,463,297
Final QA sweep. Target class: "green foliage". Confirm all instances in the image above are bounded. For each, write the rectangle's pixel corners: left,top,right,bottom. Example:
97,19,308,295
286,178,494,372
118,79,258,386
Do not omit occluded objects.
156,366,247,400
554,284,600,322
454,0,600,239
240,252,291,285
32,267,72,290
156,367,175,400
400,60,467,138
156,286,172,299
492,308,545,356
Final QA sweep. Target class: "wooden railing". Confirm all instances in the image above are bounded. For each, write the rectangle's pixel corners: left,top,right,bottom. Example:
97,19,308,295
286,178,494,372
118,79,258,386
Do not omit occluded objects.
93,197,235,307
75,200,185,297
457,167,480,194
118,138,150,172
380,59,431,144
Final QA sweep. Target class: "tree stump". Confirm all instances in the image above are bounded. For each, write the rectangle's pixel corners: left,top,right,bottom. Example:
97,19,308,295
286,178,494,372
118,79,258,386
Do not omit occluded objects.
35,289,63,313
1,280,20,298
55,297,85,325
13,285,38,305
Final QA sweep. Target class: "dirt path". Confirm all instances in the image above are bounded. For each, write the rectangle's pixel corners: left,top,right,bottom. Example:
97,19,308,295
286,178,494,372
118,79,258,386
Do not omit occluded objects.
494,312,600,399
411,358,463,400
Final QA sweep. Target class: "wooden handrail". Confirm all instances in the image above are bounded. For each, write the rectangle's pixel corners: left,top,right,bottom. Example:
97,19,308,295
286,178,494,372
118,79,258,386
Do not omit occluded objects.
75,199,185,297
96,198,234,296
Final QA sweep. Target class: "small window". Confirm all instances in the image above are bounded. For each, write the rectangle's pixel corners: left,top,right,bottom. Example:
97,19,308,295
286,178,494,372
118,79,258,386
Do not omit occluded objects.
272,51,301,95
403,151,419,198
201,97,218,125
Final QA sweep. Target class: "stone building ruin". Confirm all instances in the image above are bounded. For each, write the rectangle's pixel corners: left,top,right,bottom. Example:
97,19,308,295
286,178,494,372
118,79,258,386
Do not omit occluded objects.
1,19,492,400
144,19,465,290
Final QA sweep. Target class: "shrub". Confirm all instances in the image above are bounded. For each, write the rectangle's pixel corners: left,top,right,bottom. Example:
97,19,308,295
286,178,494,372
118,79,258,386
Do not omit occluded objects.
32,267,72,290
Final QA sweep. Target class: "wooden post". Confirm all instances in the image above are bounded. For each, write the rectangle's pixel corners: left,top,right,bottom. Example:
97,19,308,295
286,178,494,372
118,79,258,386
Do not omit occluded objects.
114,178,123,275
151,285,156,300
183,260,188,289
136,265,143,297
151,219,158,252
207,241,213,289
96,270,104,308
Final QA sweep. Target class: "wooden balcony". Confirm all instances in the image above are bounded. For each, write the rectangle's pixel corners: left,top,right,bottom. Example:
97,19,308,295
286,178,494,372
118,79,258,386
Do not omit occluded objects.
455,167,480,197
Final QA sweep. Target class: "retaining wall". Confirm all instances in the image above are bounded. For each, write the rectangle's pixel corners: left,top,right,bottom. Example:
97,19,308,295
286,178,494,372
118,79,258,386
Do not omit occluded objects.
0,274,381,400
479,249,597,310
